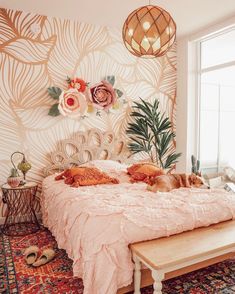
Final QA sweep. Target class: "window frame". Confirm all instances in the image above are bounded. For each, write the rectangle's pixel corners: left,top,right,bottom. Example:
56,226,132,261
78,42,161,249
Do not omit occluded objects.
197,26,235,173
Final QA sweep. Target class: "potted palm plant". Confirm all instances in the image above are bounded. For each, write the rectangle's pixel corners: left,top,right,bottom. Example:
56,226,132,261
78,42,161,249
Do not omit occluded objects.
126,98,181,169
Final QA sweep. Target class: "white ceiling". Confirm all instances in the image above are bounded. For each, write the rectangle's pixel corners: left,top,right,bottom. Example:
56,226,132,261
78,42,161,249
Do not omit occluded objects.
1,0,235,37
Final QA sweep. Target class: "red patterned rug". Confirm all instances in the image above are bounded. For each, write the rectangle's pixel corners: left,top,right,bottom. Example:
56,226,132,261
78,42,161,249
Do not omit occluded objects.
1,226,235,293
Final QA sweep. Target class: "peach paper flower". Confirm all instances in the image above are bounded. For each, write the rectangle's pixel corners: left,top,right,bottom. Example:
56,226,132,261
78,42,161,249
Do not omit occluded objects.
58,88,87,117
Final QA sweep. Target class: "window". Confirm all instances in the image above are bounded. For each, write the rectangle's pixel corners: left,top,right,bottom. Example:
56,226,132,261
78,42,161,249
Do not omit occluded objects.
198,29,235,173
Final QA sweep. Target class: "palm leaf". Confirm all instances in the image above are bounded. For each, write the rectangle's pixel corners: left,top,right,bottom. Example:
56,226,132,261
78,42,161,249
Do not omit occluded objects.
164,153,182,169
126,98,181,169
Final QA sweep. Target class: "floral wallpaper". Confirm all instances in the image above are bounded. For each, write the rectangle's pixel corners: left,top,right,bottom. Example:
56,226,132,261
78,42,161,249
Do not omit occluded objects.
0,8,176,218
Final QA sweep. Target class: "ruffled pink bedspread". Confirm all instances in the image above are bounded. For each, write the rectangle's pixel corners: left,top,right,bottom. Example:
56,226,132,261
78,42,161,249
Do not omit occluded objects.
41,176,235,294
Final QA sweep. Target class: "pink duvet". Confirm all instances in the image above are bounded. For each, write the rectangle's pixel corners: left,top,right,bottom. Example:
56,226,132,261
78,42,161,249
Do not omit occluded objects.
41,176,235,294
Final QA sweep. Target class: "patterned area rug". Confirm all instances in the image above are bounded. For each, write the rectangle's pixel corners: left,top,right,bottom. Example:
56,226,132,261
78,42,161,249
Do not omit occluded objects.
1,226,235,294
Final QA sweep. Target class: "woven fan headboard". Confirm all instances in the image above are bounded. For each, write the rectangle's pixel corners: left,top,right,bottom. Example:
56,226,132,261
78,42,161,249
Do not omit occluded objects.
44,128,131,175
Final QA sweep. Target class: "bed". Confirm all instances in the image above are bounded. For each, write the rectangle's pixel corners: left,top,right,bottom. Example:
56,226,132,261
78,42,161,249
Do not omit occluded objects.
41,129,235,294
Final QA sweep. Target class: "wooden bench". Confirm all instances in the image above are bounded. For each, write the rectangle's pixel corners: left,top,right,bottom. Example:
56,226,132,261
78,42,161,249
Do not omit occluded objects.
130,220,235,294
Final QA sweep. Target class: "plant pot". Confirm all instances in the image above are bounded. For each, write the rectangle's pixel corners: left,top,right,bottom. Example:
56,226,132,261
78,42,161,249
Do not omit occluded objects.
7,176,21,188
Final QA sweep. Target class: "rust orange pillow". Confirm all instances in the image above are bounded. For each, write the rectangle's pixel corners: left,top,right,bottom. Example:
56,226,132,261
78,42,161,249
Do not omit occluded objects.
55,167,119,187
127,162,165,183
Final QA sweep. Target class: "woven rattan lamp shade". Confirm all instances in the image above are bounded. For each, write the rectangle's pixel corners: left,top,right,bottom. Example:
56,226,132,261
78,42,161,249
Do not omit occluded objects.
122,5,176,58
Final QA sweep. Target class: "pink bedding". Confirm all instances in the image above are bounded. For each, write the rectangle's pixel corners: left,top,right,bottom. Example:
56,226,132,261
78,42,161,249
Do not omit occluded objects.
41,175,235,294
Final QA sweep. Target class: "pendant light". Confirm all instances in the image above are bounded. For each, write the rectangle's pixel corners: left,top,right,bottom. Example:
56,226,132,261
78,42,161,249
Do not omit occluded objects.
122,4,176,58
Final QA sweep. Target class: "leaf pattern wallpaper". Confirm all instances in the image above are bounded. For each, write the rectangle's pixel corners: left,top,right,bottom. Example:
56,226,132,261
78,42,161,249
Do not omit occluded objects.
0,8,176,218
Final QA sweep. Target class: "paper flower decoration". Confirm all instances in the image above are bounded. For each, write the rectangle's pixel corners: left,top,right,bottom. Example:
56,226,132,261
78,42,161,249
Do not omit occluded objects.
67,77,87,93
47,75,124,117
90,80,117,110
58,89,87,117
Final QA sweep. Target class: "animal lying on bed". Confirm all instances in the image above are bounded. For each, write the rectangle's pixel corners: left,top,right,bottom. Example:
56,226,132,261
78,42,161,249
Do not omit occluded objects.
55,167,119,187
147,173,204,192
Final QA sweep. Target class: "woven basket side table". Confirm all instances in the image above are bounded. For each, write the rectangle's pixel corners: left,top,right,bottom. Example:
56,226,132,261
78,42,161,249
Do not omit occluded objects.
1,182,40,236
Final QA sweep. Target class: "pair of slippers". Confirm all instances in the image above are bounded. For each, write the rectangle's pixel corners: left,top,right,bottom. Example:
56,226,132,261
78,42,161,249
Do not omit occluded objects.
24,245,55,267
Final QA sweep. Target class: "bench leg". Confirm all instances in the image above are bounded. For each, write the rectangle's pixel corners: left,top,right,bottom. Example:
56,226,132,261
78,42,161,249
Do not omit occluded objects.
152,270,164,294
133,254,141,294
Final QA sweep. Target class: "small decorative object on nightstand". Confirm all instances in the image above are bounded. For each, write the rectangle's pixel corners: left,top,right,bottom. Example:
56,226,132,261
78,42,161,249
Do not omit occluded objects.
1,182,40,236
7,168,21,188
11,151,32,184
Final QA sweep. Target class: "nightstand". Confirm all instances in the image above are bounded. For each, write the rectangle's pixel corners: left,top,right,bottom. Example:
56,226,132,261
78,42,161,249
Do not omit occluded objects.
1,182,40,236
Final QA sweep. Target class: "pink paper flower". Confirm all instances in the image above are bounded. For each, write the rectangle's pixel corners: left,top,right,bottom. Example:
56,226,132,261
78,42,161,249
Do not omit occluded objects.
90,80,117,110
58,88,87,117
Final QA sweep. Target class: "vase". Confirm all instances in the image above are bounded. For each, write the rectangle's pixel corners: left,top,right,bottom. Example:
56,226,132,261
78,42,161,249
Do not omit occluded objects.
7,176,21,188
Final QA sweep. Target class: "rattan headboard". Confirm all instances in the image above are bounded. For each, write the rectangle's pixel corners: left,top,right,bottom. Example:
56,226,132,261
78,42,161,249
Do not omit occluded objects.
44,128,132,175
